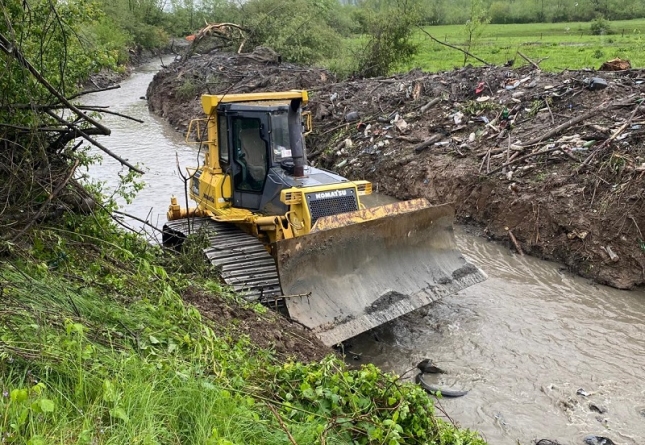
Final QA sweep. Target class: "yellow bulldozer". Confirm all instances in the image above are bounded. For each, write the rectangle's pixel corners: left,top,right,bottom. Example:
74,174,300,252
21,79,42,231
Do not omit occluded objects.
163,90,486,346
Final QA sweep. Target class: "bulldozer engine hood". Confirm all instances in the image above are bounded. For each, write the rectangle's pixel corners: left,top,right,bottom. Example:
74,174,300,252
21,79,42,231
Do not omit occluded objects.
257,165,352,216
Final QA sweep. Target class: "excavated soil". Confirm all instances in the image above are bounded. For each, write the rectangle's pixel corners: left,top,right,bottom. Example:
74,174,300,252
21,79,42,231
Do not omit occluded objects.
147,50,645,289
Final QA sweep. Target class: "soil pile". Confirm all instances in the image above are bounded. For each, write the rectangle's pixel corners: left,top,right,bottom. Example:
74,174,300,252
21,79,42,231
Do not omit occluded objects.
147,51,645,289
147,48,334,130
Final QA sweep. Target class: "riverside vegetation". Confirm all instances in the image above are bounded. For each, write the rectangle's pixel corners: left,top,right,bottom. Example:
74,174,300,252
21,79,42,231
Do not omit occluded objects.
2,0,645,442
0,1,488,443
0,202,487,444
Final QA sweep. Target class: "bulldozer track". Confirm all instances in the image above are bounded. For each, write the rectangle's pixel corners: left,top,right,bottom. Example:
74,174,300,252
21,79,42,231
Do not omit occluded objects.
163,217,283,305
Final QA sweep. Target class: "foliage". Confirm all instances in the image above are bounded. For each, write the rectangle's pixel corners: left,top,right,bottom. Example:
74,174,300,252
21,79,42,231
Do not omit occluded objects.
0,198,488,444
239,0,343,66
353,0,421,77
590,16,614,35
177,78,200,101
463,0,490,66
93,0,169,49
0,0,115,117
267,359,486,444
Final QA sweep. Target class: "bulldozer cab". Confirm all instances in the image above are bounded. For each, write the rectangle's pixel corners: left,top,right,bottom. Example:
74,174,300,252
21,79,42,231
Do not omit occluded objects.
218,103,298,210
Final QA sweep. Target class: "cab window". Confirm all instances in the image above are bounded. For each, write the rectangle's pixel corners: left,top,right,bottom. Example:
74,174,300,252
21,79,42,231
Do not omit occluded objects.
218,115,229,164
232,117,267,192
270,112,291,163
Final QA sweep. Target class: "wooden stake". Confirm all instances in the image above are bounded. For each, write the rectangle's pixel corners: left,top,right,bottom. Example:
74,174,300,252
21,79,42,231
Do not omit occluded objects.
508,230,524,256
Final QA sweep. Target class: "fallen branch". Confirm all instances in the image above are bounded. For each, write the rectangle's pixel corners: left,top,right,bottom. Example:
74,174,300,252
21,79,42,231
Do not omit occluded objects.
629,213,644,240
66,84,121,101
419,97,442,113
45,109,144,174
266,403,298,445
11,159,80,242
78,106,145,123
413,134,443,153
517,51,540,70
112,210,162,233
487,146,562,176
520,101,609,147
508,230,524,256
544,98,555,124
417,27,492,67
578,101,642,170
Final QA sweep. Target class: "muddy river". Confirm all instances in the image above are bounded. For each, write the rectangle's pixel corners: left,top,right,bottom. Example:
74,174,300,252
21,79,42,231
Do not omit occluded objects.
83,59,645,445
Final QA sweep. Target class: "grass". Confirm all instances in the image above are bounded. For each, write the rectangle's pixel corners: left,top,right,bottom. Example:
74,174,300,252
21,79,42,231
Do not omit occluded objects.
398,18,645,72
0,201,487,444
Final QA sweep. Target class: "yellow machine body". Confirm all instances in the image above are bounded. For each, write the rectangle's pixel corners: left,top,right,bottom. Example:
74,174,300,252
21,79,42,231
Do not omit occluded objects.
167,90,486,346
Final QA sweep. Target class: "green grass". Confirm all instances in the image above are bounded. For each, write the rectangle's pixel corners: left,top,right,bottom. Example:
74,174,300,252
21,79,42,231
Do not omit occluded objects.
400,18,645,72
0,203,487,444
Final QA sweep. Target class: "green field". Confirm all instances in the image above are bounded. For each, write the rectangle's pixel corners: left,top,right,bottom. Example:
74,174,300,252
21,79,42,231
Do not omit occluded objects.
402,19,645,72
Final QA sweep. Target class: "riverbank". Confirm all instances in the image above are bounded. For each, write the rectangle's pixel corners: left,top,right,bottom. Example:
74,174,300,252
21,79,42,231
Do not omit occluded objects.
86,39,189,89
0,203,486,444
146,50,645,290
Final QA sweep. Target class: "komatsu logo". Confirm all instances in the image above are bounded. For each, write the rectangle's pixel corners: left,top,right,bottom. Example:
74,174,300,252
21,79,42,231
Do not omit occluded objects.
314,189,349,200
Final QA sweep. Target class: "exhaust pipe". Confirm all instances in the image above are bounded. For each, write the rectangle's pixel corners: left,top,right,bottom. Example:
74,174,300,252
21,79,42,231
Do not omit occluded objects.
289,98,305,177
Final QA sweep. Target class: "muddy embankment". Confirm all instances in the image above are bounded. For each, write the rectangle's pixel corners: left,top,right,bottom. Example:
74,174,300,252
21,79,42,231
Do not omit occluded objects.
147,49,645,290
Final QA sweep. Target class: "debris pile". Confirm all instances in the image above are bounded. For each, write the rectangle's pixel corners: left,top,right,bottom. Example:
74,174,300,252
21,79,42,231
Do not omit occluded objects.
147,48,334,130
147,51,645,289
305,66,645,182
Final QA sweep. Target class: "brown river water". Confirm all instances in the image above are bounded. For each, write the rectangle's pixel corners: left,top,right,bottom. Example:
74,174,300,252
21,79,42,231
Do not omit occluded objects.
84,59,645,445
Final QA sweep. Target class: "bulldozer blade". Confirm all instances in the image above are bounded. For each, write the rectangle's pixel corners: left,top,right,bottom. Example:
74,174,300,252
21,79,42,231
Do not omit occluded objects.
275,199,487,346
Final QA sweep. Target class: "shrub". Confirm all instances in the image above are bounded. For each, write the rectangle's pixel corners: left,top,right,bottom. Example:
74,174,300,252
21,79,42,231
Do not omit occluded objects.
354,0,421,77
590,16,614,35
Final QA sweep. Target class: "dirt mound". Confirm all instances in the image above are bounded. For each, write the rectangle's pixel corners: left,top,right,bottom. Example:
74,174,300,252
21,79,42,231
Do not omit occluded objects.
148,51,645,289
182,287,328,362
146,48,334,130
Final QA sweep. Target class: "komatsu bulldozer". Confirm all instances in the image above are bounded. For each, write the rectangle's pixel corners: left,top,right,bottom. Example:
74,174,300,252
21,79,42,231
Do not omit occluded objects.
163,90,486,346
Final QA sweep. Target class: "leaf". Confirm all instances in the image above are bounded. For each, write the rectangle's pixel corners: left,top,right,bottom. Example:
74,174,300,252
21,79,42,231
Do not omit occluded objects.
38,399,55,412
148,335,160,345
10,389,28,403
31,382,46,395
27,436,47,445
109,407,130,423
103,380,117,403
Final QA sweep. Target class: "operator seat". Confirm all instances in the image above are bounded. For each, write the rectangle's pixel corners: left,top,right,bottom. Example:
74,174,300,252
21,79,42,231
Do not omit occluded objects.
238,127,267,184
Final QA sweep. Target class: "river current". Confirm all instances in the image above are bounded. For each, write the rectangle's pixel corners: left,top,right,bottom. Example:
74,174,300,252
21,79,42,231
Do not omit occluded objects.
83,59,645,445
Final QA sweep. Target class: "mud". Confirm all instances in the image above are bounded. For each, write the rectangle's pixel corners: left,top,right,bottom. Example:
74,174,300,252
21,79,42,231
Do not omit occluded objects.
146,51,645,289
182,286,328,363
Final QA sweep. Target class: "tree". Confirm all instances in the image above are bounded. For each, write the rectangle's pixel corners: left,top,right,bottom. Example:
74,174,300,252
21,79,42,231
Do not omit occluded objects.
463,0,489,66
355,0,421,77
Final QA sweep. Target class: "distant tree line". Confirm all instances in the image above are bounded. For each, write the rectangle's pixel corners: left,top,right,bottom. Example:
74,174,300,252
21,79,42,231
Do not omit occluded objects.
420,0,645,24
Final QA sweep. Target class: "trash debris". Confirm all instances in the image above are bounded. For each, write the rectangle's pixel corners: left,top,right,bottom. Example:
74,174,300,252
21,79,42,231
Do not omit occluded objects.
394,118,409,132
576,388,590,397
583,435,615,445
588,403,607,414
567,230,589,240
586,77,608,91
601,245,619,262
345,111,360,122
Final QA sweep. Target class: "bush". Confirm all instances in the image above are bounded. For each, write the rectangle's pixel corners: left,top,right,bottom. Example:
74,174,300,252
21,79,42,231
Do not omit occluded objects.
354,0,420,77
590,16,614,35
240,0,343,66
